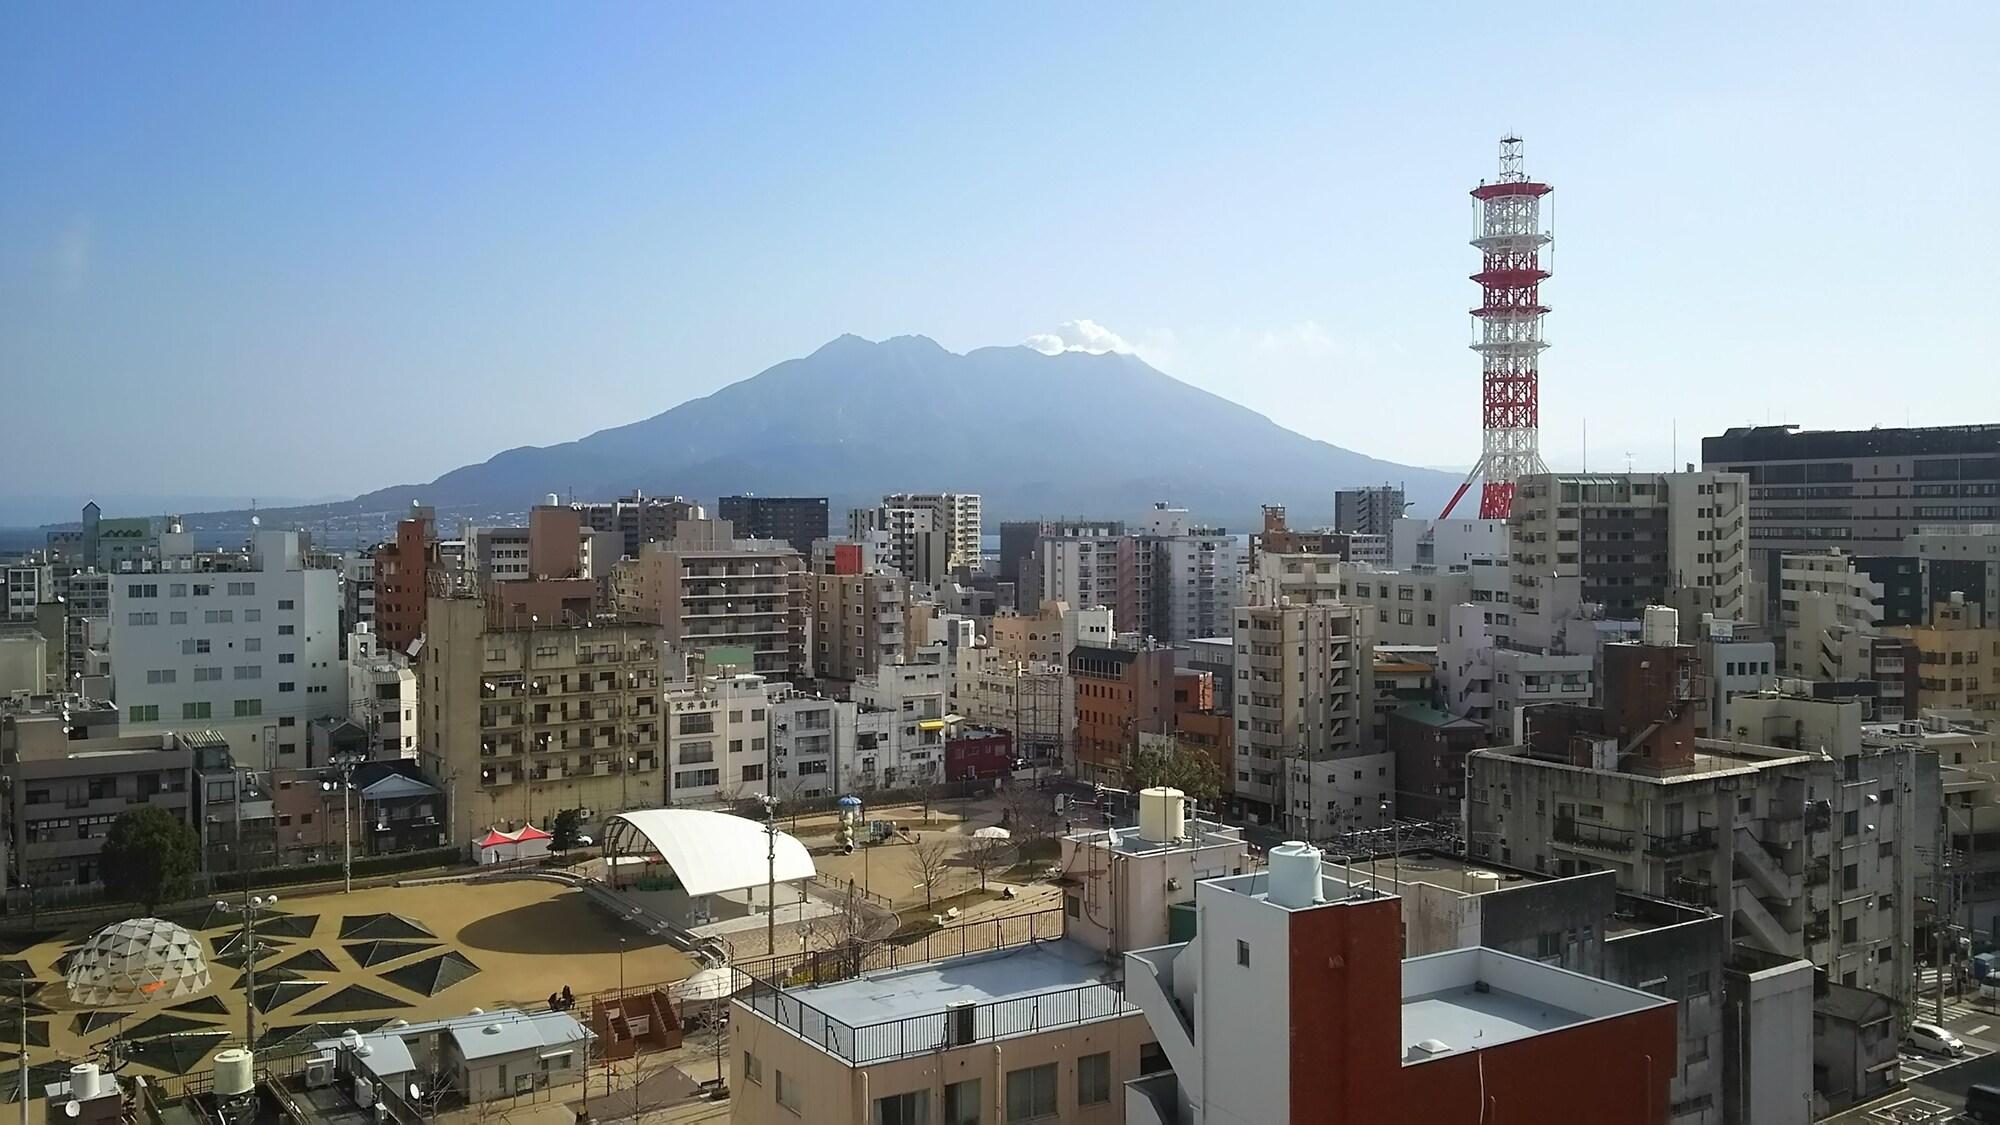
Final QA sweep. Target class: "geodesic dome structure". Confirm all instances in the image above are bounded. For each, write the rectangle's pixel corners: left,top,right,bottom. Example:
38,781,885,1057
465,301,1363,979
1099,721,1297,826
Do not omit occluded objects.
65,917,211,1007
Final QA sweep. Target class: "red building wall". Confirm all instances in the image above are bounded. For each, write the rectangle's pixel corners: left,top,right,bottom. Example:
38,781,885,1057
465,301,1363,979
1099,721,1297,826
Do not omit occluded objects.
945,731,1013,782
374,514,432,653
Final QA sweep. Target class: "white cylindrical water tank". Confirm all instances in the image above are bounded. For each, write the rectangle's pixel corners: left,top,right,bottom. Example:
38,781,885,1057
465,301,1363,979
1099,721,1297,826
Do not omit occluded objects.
213,1048,255,1098
1465,870,1503,895
68,1063,101,1102
546,493,561,508
1138,787,1186,842
1267,840,1324,908
1641,605,1680,647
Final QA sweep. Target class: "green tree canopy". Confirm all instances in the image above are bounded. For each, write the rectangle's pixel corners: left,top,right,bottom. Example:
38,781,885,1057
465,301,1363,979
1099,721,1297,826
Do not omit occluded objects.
100,806,200,911
1125,736,1223,801
550,808,585,853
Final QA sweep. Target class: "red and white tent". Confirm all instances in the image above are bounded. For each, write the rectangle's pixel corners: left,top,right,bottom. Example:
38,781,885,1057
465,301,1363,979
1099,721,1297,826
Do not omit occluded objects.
477,824,553,864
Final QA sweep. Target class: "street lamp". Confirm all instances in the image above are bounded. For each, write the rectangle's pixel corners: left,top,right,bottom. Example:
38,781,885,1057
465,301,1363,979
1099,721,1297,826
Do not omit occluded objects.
322,750,364,894
216,892,280,1047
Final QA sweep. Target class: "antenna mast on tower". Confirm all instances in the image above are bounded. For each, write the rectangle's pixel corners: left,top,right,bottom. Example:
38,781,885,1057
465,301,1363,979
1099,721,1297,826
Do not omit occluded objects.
1439,136,1552,519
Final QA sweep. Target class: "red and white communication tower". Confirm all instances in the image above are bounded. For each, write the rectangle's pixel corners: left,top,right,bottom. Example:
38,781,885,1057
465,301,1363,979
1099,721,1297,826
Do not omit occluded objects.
1439,136,1552,519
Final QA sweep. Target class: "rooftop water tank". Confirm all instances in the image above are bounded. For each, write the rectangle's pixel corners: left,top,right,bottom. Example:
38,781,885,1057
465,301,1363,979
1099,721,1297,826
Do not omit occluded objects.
213,1048,255,1098
1268,840,1324,908
1138,787,1186,843
1465,870,1503,895
68,1063,101,1103
1641,605,1680,647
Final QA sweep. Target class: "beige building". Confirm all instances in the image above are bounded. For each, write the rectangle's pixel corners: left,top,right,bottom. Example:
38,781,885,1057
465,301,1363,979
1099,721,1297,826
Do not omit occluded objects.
613,519,806,677
989,600,1114,666
953,644,1071,762
1892,594,2000,718
1059,792,1250,957
424,593,666,840
733,930,1147,1125
1231,600,1369,831
807,571,906,682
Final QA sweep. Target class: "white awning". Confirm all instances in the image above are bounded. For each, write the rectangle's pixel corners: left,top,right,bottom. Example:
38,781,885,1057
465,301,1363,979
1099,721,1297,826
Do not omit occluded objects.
606,809,816,897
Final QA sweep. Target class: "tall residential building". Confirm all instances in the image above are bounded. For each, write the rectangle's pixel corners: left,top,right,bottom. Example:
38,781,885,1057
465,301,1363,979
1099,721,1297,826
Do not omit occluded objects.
663,670,775,806
806,570,905,682
1702,423,2000,616
1508,471,1749,644
338,552,375,644
1776,550,1916,717
1334,484,1406,535
998,517,1123,588
878,492,982,571
613,519,806,677
570,491,704,560
372,506,435,655
1231,600,1376,833
110,529,344,765
424,592,665,838
1120,848,1677,1125
346,623,418,759
1324,561,1471,645
1030,505,1242,644
716,496,828,555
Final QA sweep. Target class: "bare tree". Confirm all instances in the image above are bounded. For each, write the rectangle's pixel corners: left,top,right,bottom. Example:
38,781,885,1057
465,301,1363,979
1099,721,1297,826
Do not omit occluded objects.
696,1003,730,1095
963,835,1012,891
1000,784,1060,847
908,837,953,910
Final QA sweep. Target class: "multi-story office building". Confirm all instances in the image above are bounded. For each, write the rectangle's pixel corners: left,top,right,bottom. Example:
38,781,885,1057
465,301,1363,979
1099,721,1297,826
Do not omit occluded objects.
4,563,48,622
614,519,806,677
1,723,201,890
345,623,417,759
1328,562,1471,646
1703,423,2000,616
1031,506,1241,644
110,530,344,765
1121,846,1677,1125
767,688,863,801
570,491,704,560
1333,484,1406,536
662,671,775,806
988,600,1113,666
716,496,828,555
1069,642,1174,785
999,518,1123,589
1509,471,1748,643
1776,550,1917,717
44,503,164,571
424,592,666,837
1908,524,2000,618
1231,600,1370,830
806,570,905,682
1891,593,2000,717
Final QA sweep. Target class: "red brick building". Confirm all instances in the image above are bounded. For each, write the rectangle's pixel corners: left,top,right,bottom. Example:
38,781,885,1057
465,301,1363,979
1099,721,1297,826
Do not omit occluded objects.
372,509,434,653
1069,643,1174,784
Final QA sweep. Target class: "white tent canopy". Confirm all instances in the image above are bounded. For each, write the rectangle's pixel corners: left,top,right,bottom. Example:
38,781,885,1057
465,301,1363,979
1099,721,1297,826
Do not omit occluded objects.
605,809,815,897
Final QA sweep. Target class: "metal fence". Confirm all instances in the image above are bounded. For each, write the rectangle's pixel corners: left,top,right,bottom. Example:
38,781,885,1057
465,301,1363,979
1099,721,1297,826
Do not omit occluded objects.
739,976,1133,1065
730,907,1066,989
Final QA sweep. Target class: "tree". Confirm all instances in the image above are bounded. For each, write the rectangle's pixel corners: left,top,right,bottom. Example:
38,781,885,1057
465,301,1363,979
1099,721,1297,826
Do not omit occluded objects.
963,836,1012,891
550,807,585,854
100,807,200,911
1125,735,1222,801
908,838,953,910
998,784,1060,849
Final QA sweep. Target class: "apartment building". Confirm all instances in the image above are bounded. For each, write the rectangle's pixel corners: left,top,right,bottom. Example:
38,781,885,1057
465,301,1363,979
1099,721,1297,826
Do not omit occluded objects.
110,530,344,763
44,503,164,571
1467,680,1934,1017
1694,615,1777,730
424,593,666,837
346,623,417,759
716,496,828,555
1030,508,1240,645
1249,505,1385,566
1891,592,2000,717
1121,845,1676,1125
1329,562,1471,646
339,552,375,643
571,491,705,560
807,570,905,682
1389,516,1508,569
1230,600,1371,831
989,600,1113,666
1070,643,1174,785
999,518,1123,589
372,507,435,654
1334,484,1406,536
663,672,775,806
768,689,862,801
878,492,982,572
851,653,952,790
1703,423,2000,616
1908,524,2000,616
1509,471,1749,642
952,644,1070,765
615,519,807,677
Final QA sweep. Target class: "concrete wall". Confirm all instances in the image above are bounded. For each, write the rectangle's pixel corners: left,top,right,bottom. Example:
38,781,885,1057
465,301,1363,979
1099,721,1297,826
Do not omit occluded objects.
1723,957,1814,1125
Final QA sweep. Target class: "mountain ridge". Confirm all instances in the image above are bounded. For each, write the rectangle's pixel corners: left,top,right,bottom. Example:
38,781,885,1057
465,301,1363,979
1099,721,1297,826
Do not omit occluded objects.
192,335,1457,532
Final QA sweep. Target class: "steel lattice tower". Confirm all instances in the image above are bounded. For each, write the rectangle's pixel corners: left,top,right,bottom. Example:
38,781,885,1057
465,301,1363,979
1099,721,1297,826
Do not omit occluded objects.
1440,136,1552,519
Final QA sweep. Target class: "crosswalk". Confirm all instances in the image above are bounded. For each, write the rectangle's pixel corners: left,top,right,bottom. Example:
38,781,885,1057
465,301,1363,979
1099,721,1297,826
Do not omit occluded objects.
1899,1040,1991,1081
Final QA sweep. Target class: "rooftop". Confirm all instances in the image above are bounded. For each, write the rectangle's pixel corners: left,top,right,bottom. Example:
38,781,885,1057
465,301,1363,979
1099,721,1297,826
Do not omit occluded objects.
737,939,1134,1065
1474,737,1817,781
1399,947,1672,1065
1063,817,1245,857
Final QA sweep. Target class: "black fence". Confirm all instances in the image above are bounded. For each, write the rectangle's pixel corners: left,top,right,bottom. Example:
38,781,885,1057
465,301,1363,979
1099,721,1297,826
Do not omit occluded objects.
731,907,1066,990
739,975,1132,1064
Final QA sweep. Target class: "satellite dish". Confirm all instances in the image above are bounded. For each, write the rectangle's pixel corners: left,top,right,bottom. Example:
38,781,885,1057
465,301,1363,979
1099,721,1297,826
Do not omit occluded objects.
64,1103,79,1118
250,516,261,527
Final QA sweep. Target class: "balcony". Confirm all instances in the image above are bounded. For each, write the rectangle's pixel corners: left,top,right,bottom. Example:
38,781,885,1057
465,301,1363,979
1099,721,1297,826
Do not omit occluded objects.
1554,818,1634,854
1645,827,1716,858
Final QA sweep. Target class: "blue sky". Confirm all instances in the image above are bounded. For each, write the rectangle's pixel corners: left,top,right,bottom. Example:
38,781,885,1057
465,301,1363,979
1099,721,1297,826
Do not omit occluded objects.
3,4,1994,518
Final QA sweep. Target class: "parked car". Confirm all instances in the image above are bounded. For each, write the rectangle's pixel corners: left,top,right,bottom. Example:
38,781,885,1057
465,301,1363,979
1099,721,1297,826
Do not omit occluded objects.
1965,1083,2000,1122
1907,1021,1966,1058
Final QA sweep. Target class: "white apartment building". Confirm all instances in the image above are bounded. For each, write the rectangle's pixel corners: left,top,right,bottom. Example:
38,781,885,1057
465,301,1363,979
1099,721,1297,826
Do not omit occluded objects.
1231,601,1369,831
1145,506,1243,644
769,690,852,801
1285,749,1395,837
1330,562,1472,646
1778,551,1883,677
1033,536,1119,615
345,624,417,759
111,530,344,765
879,492,982,572
1509,472,1749,645
1390,516,1508,568
664,672,775,806
851,652,952,790
5,564,48,622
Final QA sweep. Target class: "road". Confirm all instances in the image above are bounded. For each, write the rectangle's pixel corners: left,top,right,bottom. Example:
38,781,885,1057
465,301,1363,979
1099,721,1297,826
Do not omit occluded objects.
1826,993,2000,1123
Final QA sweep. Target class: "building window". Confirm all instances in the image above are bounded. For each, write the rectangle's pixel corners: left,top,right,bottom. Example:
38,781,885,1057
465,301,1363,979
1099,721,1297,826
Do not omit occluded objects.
874,1091,930,1125
244,608,261,622
1236,939,1250,967
278,624,294,635
277,599,295,610
1005,1063,1057,1123
776,1070,802,1114
233,700,262,718
741,764,765,783
182,702,211,720
680,713,715,736
129,705,159,723
1077,1052,1111,1105
742,1051,761,1085
943,1079,981,1125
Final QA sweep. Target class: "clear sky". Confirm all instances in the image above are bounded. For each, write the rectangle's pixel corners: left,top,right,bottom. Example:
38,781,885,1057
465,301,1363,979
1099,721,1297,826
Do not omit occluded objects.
3,4,1994,519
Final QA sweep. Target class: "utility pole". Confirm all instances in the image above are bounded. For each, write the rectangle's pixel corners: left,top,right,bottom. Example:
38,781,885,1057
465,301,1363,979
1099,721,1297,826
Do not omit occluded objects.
762,795,779,956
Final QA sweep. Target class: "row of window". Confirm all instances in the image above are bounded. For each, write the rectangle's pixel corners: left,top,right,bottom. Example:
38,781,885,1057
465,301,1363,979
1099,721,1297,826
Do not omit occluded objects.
749,1054,1111,1123
126,581,292,601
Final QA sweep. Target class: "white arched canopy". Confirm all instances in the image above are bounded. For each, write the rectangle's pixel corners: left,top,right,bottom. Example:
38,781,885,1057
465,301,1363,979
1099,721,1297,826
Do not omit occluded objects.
604,809,816,897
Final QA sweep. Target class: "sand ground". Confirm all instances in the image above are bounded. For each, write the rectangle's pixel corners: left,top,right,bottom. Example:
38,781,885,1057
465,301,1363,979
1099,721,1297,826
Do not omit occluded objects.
10,876,696,1091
